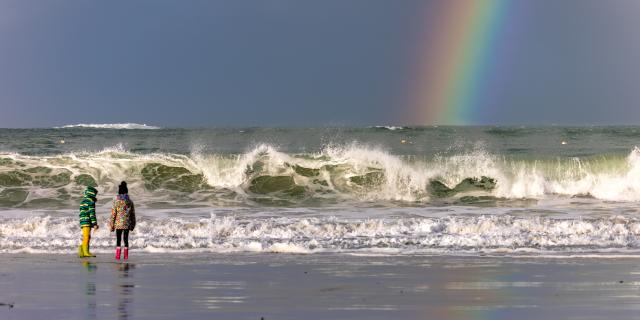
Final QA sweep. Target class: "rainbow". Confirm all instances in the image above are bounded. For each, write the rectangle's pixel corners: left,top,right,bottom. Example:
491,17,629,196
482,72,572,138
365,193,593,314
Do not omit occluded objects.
406,0,512,125
420,268,530,320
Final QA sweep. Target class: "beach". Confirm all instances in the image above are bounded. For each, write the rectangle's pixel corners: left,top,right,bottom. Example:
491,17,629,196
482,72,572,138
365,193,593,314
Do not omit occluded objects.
2,253,640,320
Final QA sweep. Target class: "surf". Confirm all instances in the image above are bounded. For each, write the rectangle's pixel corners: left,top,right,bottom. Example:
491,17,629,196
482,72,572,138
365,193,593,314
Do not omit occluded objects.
1,143,640,208
3,213,640,254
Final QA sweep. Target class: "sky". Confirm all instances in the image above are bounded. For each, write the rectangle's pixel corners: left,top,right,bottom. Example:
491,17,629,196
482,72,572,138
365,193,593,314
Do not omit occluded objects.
1,0,640,127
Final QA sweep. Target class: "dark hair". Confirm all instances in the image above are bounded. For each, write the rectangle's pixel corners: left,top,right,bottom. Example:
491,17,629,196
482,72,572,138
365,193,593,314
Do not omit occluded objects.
118,181,128,195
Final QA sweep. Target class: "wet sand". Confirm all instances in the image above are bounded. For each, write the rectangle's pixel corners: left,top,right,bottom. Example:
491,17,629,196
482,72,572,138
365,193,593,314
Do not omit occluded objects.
1,253,640,320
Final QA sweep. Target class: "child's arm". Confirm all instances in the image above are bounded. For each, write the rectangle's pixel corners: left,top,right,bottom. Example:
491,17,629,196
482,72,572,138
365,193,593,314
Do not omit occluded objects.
110,202,116,232
89,199,98,229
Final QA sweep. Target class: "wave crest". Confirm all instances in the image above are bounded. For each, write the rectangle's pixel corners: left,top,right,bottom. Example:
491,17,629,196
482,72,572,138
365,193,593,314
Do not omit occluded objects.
1,145,640,208
55,123,160,129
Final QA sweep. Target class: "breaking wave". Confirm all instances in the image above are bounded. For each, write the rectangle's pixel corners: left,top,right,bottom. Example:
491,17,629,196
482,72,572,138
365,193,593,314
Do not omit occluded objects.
1,144,640,208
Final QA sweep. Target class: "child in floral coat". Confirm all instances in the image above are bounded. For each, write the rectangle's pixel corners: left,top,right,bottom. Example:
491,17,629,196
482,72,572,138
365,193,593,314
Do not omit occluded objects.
110,181,136,260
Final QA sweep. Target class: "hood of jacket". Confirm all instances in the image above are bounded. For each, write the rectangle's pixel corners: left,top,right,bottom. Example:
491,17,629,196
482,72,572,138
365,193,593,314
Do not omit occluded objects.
83,186,98,199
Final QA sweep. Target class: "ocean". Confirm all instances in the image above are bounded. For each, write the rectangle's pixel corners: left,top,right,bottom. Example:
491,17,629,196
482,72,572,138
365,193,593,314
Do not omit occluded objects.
2,124,640,256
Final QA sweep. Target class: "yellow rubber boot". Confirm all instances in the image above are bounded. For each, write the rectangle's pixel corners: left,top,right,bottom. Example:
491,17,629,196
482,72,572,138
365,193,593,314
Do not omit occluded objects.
80,227,96,257
83,244,96,257
78,244,86,258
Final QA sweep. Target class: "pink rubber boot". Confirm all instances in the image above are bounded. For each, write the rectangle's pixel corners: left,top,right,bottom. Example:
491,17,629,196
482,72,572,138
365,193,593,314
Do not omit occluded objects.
123,247,129,260
115,247,121,260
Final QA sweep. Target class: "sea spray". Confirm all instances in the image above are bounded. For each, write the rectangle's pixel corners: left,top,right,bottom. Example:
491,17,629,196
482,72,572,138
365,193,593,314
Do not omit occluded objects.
1,144,640,208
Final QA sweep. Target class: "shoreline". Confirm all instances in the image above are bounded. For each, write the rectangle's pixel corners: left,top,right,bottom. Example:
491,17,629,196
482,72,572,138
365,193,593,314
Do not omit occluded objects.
2,253,640,319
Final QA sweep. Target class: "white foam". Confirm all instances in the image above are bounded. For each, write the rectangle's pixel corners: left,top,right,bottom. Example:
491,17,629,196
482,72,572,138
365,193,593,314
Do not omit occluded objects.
266,242,311,254
2,214,640,255
55,123,161,129
371,126,405,131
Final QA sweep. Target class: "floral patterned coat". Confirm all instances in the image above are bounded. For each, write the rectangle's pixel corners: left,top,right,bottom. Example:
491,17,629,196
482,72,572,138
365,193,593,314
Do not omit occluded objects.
109,194,136,231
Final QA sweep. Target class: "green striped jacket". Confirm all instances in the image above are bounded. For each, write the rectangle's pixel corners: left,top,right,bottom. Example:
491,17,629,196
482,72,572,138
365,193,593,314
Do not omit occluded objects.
79,187,98,227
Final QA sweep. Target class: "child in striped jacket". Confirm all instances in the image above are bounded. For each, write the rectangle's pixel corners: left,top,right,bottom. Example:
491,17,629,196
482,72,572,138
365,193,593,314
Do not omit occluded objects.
78,186,99,257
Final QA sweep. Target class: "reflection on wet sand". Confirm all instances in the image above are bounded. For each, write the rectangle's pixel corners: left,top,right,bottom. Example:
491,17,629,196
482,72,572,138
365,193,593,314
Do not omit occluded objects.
31,255,640,320
116,263,135,320
82,261,96,320
192,280,247,310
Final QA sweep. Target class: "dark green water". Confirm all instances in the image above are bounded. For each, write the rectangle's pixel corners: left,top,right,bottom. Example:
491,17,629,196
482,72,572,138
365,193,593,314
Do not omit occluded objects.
1,126,639,208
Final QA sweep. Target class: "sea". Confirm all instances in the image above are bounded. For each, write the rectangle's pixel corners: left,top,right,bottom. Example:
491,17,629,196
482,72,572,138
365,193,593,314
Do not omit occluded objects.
2,124,640,256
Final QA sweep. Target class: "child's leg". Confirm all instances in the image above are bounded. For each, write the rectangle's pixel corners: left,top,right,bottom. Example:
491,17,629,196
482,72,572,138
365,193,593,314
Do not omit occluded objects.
115,229,123,259
80,227,95,257
82,227,90,247
123,230,130,260
123,230,129,248
78,227,90,257
116,229,123,247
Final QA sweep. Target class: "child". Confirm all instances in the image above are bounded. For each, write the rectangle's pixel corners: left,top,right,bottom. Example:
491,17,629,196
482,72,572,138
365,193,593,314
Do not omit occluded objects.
78,186,99,257
110,181,136,260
